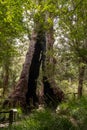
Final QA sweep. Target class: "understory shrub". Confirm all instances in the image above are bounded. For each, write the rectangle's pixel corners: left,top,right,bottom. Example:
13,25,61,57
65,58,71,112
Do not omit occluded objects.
0,109,76,130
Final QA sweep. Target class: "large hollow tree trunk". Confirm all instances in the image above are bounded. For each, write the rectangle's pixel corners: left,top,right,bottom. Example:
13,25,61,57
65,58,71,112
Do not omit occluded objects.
3,25,64,110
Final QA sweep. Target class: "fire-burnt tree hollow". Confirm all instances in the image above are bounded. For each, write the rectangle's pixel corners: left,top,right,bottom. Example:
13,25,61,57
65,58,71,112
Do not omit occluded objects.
26,31,46,107
3,1,64,110
3,30,64,109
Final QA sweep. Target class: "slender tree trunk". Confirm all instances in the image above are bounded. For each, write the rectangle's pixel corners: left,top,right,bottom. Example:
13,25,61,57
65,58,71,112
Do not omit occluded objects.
78,65,85,98
3,65,9,97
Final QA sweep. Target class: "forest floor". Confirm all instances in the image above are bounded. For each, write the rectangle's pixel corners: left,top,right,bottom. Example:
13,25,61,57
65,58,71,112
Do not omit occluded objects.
0,96,87,130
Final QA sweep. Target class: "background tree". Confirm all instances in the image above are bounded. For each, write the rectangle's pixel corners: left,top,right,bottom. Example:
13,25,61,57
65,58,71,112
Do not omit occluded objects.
0,0,25,97
54,0,87,98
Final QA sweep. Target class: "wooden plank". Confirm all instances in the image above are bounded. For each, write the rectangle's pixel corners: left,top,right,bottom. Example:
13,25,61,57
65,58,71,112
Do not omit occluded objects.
0,109,17,125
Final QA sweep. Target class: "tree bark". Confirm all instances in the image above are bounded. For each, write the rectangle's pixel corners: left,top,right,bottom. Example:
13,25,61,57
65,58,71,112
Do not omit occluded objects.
26,31,45,108
3,65,9,97
3,29,64,109
78,65,85,98
42,24,64,108
3,32,37,108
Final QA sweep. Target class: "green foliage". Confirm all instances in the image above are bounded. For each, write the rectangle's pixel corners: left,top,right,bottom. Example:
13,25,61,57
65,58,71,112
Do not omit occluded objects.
0,109,76,130
59,0,87,61
57,96,87,129
1,97,87,130
0,0,87,129
69,97,87,121
0,0,86,95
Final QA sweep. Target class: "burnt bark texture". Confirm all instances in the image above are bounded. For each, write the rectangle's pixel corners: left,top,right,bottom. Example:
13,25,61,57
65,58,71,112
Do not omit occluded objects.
26,31,45,107
3,32,37,108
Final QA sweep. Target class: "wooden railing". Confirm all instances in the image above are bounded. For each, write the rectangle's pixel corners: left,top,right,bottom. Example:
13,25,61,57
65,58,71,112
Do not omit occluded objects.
0,109,17,125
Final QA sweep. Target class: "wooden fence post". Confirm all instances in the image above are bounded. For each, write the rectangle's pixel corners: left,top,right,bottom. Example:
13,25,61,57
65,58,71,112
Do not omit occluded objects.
9,110,13,125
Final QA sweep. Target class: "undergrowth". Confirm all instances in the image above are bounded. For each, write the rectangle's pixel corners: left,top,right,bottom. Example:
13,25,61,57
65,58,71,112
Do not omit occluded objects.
0,109,76,130
0,96,87,130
